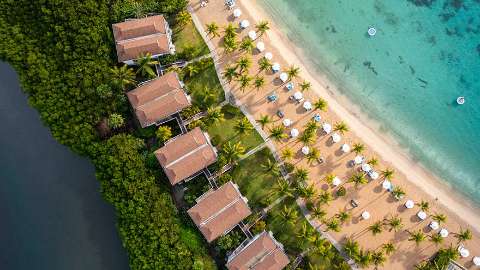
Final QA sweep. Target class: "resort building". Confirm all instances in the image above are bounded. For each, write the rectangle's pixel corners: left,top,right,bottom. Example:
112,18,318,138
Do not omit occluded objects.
112,15,175,64
187,181,251,243
126,72,190,128
155,127,217,185
226,231,289,270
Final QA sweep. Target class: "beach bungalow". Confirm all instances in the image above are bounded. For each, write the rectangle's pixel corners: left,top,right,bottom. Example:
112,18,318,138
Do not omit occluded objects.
187,181,251,243
112,15,175,65
155,127,217,185
127,72,190,128
226,231,289,270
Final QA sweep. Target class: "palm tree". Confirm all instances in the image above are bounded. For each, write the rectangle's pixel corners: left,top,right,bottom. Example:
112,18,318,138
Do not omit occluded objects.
382,242,396,256
205,22,220,38
348,173,368,188
313,98,328,112
343,238,360,260
240,37,255,53
324,174,336,185
175,10,191,27
253,76,265,91
304,120,318,134
417,200,430,212
184,64,199,79
392,186,406,200
369,221,383,236
300,81,311,92
352,143,365,155
257,114,272,129
294,168,309,183
222,65,237,83
280,205,298,226
237,74,252,92
258,57,272,73
135,53,158,78
236,56,252,73
255,20,270,36
310,204,327,220
201,86,217,107
325,218,341,232
306,147,320,164
261,158,280,176
224,23,238,38
271,180,294,198
415,261,431,270
318,190,333,205
221,141,245,165
281,148,294,161
298,130,315,145
297,221,316,244
286,65,300,81
111,65,136,90
454,228,472,244
223,36,238,54
384,216,403,232
205,106,224,126
371,250,386,269
336,210,351,224
381,168,395,179
268,125,287,141
298,185,316,200
367,157,379,166
429,233,444,246
333,121,349,134
408,230,426,246
234,117,253,136
432,213,447,225
357,249,373,268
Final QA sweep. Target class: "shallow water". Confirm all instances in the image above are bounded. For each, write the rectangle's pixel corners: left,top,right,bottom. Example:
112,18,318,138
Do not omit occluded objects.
0,62,130,270
257,0,480,203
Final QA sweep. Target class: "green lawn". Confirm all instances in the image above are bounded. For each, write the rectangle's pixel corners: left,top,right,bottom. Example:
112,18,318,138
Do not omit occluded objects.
230,148,281,209
207,105,263,152
173,19,209,59
183,59,225,109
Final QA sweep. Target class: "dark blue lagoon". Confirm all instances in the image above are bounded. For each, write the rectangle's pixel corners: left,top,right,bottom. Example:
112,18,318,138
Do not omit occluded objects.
0,62,129,270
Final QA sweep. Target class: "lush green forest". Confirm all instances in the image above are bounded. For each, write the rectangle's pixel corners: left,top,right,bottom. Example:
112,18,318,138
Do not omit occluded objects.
0,0,215,269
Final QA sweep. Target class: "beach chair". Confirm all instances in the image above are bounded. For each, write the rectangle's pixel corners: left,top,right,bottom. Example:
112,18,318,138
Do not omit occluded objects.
277,110,285,118
267,92,277,102
350,199,359,208
285,82,294,91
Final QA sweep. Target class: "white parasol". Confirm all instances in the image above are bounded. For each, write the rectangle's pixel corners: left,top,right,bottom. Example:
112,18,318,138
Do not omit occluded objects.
459,247,470,258
233,8,242,18
331,132,341,143
272,63,280,72
279,72,288,82
240,19,250,29
248,30,257,40
429,221,439,230
417,211,427,220
404,200,414,209
361,211,371,220
294,91,303,100
473,256,480,266
322,123,332,134
382,180,392,190
361,163,371,172
264,52,273,60
256,41,265,52
283,118,292,127
301,146,310,155
439,228,449,238
369,171,379,180
290,128,299,138
303,101,312,110
332,177,341,187
341,143,350,153
354,155,364,165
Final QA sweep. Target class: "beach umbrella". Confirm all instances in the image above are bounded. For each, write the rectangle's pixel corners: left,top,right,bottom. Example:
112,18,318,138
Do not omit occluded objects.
332,177,341,187
382,180,392,191
361,163,371,172
429,221,439,230
322,123,332,134
361,211,370,220
439,228,449,238
354,155,364,165
233,8,242,18
301,146,310,155
264,52,273,60
256,41,265,52
331,132,341,143
240,19,250,29
303,101,312,110
417,211,427,220
459,247,470,258
313,114,321,122
248,30,257,40
272,63,280,72
341,143,350,153
283,118,292,127
369,170,379,180
290,128,299,138
404,200,414,209
473,256,480,266
279,72,288,82
294,91,303,100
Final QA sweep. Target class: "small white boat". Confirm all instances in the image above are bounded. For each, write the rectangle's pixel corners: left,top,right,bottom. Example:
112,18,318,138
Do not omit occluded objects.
368,27,376,36
457,96,465,105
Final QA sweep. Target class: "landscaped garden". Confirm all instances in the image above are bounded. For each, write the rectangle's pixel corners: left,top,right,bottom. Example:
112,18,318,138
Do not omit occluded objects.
172,15,210,60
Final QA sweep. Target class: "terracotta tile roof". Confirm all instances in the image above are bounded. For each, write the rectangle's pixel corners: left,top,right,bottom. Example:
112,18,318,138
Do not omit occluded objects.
112,15,167,41
188,182,251,243
126,72,189,127
226,231,289,270
155,127,217,185
116,34,170,62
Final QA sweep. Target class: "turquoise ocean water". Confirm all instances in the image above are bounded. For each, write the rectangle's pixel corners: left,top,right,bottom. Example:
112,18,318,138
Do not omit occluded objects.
257,0,480,203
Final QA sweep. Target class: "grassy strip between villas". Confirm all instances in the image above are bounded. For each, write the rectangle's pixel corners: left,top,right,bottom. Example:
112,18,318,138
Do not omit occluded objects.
173,19,210,59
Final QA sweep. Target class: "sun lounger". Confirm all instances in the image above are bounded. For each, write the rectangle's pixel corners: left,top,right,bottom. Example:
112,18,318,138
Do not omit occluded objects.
350,199,359,208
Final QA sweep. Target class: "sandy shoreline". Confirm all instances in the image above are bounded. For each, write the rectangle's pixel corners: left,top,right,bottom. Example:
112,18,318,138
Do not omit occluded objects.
242,0,480,233
190,0,480,268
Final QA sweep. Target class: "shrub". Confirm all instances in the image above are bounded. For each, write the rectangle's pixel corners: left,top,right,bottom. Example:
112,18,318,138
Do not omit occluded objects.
251,220,266,235
96,84,113,99
156,125,173,144
108,113,125,129
336,186,347,197
210,134,221,146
